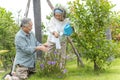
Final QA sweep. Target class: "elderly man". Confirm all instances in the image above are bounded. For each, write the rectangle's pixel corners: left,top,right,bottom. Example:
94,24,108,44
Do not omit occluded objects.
12,18,48,80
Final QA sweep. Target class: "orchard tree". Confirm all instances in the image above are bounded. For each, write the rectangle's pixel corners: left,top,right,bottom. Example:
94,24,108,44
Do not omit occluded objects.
68,0,119,71
0,7,19,69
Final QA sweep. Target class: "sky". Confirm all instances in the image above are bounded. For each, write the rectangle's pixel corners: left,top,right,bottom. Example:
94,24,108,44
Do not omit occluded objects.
0,0,120,30
0,0,73,24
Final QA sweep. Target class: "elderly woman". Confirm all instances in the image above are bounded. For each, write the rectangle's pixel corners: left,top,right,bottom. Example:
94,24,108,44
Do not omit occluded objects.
47,6,70,69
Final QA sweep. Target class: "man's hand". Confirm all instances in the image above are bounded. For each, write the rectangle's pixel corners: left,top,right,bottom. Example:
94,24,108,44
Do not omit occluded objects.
43,43,49,47
11,71,16,76
36,45,48,52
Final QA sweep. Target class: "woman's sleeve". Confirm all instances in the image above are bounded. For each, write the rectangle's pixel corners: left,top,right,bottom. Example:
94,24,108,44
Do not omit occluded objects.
47,17,57,33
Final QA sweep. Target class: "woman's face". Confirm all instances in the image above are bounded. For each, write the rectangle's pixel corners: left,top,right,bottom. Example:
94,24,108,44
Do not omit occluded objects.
54,13,64,21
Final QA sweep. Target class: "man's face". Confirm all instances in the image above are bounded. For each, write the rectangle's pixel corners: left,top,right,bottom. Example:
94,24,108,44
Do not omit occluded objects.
23,21,33,33
54,13,64,21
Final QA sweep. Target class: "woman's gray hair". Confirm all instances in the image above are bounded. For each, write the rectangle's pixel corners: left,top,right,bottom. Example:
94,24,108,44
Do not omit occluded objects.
20,18,31,27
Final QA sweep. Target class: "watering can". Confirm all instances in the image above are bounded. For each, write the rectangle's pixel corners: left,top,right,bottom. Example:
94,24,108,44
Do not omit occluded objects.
63,23,73,36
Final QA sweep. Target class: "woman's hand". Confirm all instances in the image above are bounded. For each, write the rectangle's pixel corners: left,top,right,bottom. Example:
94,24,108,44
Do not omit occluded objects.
53,31,59,38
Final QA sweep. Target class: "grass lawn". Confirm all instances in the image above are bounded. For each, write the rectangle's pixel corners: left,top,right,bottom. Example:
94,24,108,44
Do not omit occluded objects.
1,58,120,80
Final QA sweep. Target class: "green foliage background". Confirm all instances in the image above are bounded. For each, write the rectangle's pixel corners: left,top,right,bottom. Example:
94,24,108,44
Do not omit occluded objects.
0,7,19,70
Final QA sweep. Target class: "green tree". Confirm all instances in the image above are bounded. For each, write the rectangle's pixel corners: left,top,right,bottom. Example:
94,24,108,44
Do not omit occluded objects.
68,0,118,71
0,7,19,69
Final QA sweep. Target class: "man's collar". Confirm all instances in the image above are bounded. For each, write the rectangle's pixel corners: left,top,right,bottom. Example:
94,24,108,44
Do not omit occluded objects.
20,29,31,36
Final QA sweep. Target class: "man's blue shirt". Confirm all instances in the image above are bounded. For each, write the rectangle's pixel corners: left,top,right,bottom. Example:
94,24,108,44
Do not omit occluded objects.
14,29,40,68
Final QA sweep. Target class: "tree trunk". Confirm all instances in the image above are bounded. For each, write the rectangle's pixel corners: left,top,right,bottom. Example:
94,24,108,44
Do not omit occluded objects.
94,59,99,71
33,0,42,58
